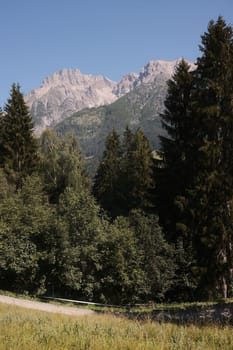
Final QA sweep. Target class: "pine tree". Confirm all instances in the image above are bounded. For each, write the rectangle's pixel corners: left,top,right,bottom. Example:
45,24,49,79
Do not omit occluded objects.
120,128,155,214
158,59,194,241
0,83,38,189
188,17,233,299
94,127,155,217
0,107,5,168
93,129,122,217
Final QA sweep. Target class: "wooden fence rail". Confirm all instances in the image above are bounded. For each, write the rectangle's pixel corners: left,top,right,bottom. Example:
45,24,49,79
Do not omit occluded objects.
41,296,125,309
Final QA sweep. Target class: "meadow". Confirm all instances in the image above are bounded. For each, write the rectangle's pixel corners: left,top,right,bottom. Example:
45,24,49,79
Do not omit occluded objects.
1,302,233,350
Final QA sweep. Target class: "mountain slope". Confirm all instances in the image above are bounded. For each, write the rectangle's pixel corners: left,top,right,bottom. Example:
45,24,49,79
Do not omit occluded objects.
55,80,166,159
25,69,138,134
25,59,194,165
55,59,194,162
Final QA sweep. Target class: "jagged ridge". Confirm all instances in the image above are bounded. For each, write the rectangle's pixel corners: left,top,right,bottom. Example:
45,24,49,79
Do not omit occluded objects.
25,59,193,134
25,59,194,171
25,68,139,134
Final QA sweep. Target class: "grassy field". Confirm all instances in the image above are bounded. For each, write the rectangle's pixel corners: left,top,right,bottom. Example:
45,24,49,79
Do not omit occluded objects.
1,303,233,350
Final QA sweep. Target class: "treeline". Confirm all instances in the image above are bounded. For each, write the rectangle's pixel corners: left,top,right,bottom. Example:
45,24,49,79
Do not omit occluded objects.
1,16,233,303
0,85,174,303
94,16,233,301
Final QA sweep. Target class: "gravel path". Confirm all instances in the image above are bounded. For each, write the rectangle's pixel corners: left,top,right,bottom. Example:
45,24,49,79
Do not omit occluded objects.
0,295,94,316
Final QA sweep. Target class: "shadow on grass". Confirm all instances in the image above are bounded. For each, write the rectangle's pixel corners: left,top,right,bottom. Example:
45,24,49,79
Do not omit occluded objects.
96,302,233,326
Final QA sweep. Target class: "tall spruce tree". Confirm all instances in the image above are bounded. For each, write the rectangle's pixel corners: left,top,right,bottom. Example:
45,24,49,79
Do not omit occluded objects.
120,128,155,214
0,84,38,189
158,59,194,241
158,59,199,300
93,129,121,217
93,127,155,217
188,17,233,299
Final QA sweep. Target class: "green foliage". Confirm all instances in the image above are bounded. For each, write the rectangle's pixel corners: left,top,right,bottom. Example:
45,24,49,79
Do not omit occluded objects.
0,220,38,293
120,128,155,214
0,175,54,294
99,216,144,304
93,127,155,217
0,125,166,303
158,59,194,240
2,16,233,304
0,84,38,189
55,187,106,299
39,130,90,203
168,238,198,302
187,17,233,299
128,210,175,301
158,17,233,300
93,129,121,216
0,168,13,199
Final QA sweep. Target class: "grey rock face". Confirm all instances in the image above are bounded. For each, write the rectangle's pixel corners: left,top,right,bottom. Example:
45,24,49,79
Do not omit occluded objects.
26,59,191,134
26,59,194,169
25,69,120,134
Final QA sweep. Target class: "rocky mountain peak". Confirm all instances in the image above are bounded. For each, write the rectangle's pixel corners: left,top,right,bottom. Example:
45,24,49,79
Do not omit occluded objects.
42,68,82,86
114,72,139,96
25,69,120,134
138,59,180,84
25,59,193,135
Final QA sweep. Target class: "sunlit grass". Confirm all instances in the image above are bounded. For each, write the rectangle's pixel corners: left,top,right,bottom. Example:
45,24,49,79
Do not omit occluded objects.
0,303,233,350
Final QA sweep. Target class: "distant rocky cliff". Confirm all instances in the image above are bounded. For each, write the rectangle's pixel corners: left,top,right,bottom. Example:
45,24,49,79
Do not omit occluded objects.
25,68,140,134
25,59,194,164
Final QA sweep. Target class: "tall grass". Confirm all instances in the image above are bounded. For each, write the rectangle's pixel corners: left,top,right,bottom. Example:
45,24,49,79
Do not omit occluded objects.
0,303,233,350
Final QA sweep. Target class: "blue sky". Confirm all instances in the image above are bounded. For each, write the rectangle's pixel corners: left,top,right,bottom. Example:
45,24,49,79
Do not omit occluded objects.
0,0,233,106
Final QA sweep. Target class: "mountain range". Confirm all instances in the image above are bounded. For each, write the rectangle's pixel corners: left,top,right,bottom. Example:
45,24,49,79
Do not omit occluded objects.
25,59,195,165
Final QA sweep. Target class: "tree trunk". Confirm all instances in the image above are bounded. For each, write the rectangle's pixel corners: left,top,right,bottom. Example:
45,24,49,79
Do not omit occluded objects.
221,275,228,299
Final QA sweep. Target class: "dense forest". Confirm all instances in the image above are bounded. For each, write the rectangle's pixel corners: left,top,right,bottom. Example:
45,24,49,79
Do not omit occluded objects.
1,16,233,303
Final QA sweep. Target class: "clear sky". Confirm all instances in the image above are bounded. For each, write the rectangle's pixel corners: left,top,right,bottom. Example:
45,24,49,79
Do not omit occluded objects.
0,0,233,106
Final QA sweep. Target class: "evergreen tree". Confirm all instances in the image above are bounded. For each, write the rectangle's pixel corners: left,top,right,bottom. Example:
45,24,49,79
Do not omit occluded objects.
0,107,4,166
187,17,233,299
93,129,121,216
120,128,155,214
158,18,233,299
0,84,38,189
94,127,155,217
158,59,194,241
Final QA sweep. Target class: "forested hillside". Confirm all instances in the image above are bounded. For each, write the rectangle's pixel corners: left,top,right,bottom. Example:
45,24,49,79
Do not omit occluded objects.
1,16,233,304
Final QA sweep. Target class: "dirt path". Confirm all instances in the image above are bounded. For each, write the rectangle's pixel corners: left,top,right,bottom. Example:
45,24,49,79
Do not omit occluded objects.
0,295,94,316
